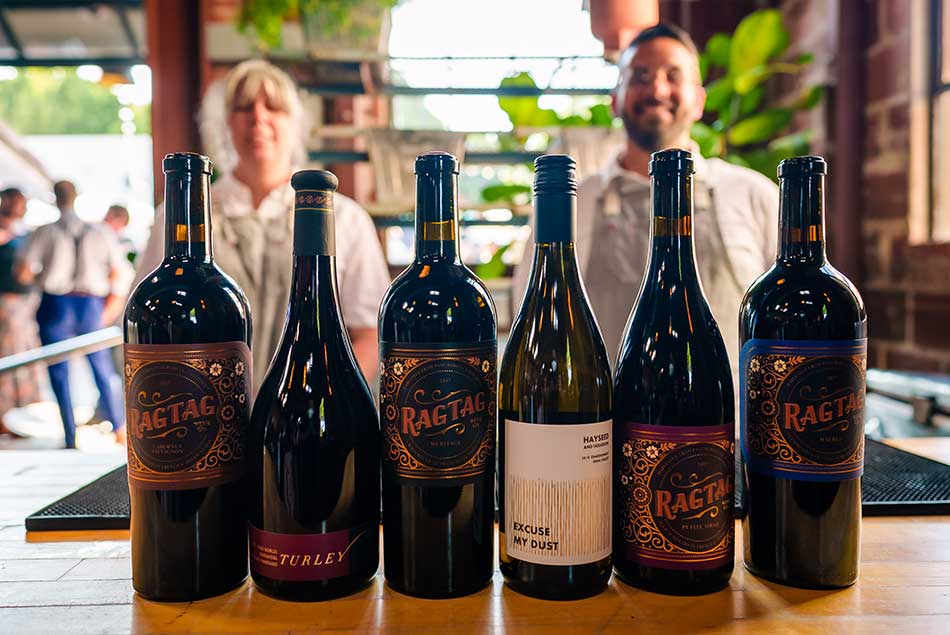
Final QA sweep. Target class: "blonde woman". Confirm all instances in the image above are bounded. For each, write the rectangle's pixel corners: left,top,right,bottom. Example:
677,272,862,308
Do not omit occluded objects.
134,60,389,387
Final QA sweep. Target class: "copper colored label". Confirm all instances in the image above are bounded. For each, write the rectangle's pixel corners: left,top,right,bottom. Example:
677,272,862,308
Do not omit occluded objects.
617,422,734,570
124,342,251,490
379,342,496,484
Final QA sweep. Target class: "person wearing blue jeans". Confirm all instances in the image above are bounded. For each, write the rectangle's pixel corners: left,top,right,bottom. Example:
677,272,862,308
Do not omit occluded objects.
36,294,124,448
16,181,131,448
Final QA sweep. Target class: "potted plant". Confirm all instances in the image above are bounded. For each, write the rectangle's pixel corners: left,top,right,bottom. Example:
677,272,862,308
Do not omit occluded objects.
691,8,824,180
239,0,399,59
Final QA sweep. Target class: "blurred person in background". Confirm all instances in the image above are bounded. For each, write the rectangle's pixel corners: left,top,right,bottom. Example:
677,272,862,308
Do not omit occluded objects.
0,188,45,438
15,180,128,448
103,204,137,265
133,60,389,388
513,24,778,382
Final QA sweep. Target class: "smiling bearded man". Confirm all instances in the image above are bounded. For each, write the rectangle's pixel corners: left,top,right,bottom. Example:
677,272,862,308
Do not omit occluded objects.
513,23,780,388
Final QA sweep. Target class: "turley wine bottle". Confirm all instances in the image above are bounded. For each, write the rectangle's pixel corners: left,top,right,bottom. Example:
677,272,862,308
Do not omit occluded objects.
613,149,735,596
378,152,497,598
740,156,867,589
498,155,612,600
124,152,253,601
247,170,380,601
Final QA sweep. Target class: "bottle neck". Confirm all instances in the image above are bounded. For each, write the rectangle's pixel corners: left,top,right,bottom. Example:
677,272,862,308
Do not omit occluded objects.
778,172,827,264
646,170,699,282
526,242,583,303
287,255,343,342
288,189,343,339
414,171,459,263
163,172,212,261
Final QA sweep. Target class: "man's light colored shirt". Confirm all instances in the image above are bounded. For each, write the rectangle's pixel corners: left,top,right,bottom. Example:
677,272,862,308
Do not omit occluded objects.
513,151,779,383
134,173,391,386
18,208,129,297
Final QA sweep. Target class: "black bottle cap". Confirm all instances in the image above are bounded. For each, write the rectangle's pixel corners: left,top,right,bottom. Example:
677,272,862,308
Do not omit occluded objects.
649,148,694,176
415,151,459,176
291,169,339,192
778,155,827,178
163,152,212,175
533,154,577,195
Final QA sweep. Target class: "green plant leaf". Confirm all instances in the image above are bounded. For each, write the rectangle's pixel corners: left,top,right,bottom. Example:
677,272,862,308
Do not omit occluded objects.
739,86,764,116
727,109,793,146
481,183,532,205
497,72,560,127
704,76,735,114
691,122,723,157
794,85,825,110
734,65,773,95
474,244,511,280
768,131,811,155
704,33,732,69
588,103,614,127
699,53,709,83
794,52,815,65
238,0,297,49
729,9,790,76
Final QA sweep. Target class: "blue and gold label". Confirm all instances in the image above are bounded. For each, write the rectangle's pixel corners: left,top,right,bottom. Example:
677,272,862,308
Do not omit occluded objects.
740,338,867,482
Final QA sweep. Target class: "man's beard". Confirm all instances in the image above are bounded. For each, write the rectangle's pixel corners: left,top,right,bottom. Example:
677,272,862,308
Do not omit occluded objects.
621,102,688,153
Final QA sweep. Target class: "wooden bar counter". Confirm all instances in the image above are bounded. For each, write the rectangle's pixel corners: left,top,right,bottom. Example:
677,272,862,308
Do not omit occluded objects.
2,440,950,634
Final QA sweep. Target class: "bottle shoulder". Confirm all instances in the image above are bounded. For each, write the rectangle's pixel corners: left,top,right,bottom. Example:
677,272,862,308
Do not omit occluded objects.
129,260,248,307
383,262,493,303
251,360,379,436
739,262,867,339
379,262,496,342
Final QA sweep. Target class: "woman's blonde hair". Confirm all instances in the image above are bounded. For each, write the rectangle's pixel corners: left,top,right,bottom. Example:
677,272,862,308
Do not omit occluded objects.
198,59,310,174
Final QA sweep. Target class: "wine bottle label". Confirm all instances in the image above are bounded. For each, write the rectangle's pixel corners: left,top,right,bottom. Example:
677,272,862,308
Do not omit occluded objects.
617,422,734,570
379,341,496,485
504,419,612,566
249,522,376,582
123,342,252,490
740,338,867,482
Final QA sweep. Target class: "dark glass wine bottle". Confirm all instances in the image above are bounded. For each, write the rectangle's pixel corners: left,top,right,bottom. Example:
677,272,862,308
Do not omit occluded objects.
740,156,867,589
378,152,497,598
247,170,380,601
612,149,735,596
498,155,612,600
124,152,253,602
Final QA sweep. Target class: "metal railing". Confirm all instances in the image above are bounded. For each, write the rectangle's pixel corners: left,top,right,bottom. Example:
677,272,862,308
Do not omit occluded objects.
0,327,122,376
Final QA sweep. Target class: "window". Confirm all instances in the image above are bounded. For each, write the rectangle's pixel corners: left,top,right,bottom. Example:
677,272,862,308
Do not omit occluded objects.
930,0,950,241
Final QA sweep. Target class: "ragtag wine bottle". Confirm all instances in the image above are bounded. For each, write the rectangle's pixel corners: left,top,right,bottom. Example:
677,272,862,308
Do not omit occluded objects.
740,156,867,589
247,170,380,601
378,152,497,598
498,154,613,600
612,149,735,596
124,152,253,602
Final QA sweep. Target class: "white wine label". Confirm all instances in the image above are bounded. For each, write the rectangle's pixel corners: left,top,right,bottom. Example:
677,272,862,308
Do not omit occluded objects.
504,419,612,566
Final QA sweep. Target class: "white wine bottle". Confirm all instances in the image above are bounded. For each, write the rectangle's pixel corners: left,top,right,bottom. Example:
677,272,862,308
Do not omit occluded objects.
499,154,613,600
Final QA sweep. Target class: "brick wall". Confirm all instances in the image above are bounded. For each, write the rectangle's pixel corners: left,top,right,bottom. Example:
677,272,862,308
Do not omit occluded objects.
780,0,950,373
860,0,950,372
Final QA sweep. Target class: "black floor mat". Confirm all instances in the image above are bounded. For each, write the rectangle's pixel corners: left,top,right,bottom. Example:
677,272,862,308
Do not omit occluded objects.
736,436,950,517
24,436,950,532
25,464,130,531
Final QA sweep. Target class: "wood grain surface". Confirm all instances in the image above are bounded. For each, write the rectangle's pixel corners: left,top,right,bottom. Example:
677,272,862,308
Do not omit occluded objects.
1,445,949,634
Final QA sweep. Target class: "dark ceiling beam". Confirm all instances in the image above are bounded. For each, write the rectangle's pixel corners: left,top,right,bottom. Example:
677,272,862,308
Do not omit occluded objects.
0,9,23,61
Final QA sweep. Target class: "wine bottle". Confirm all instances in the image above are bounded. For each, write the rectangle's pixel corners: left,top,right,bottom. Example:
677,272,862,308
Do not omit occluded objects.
247,170,381,601
378,152,497,598
498,154,612,600
740,156,867,588
613,148,735,596
124,152,253,601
